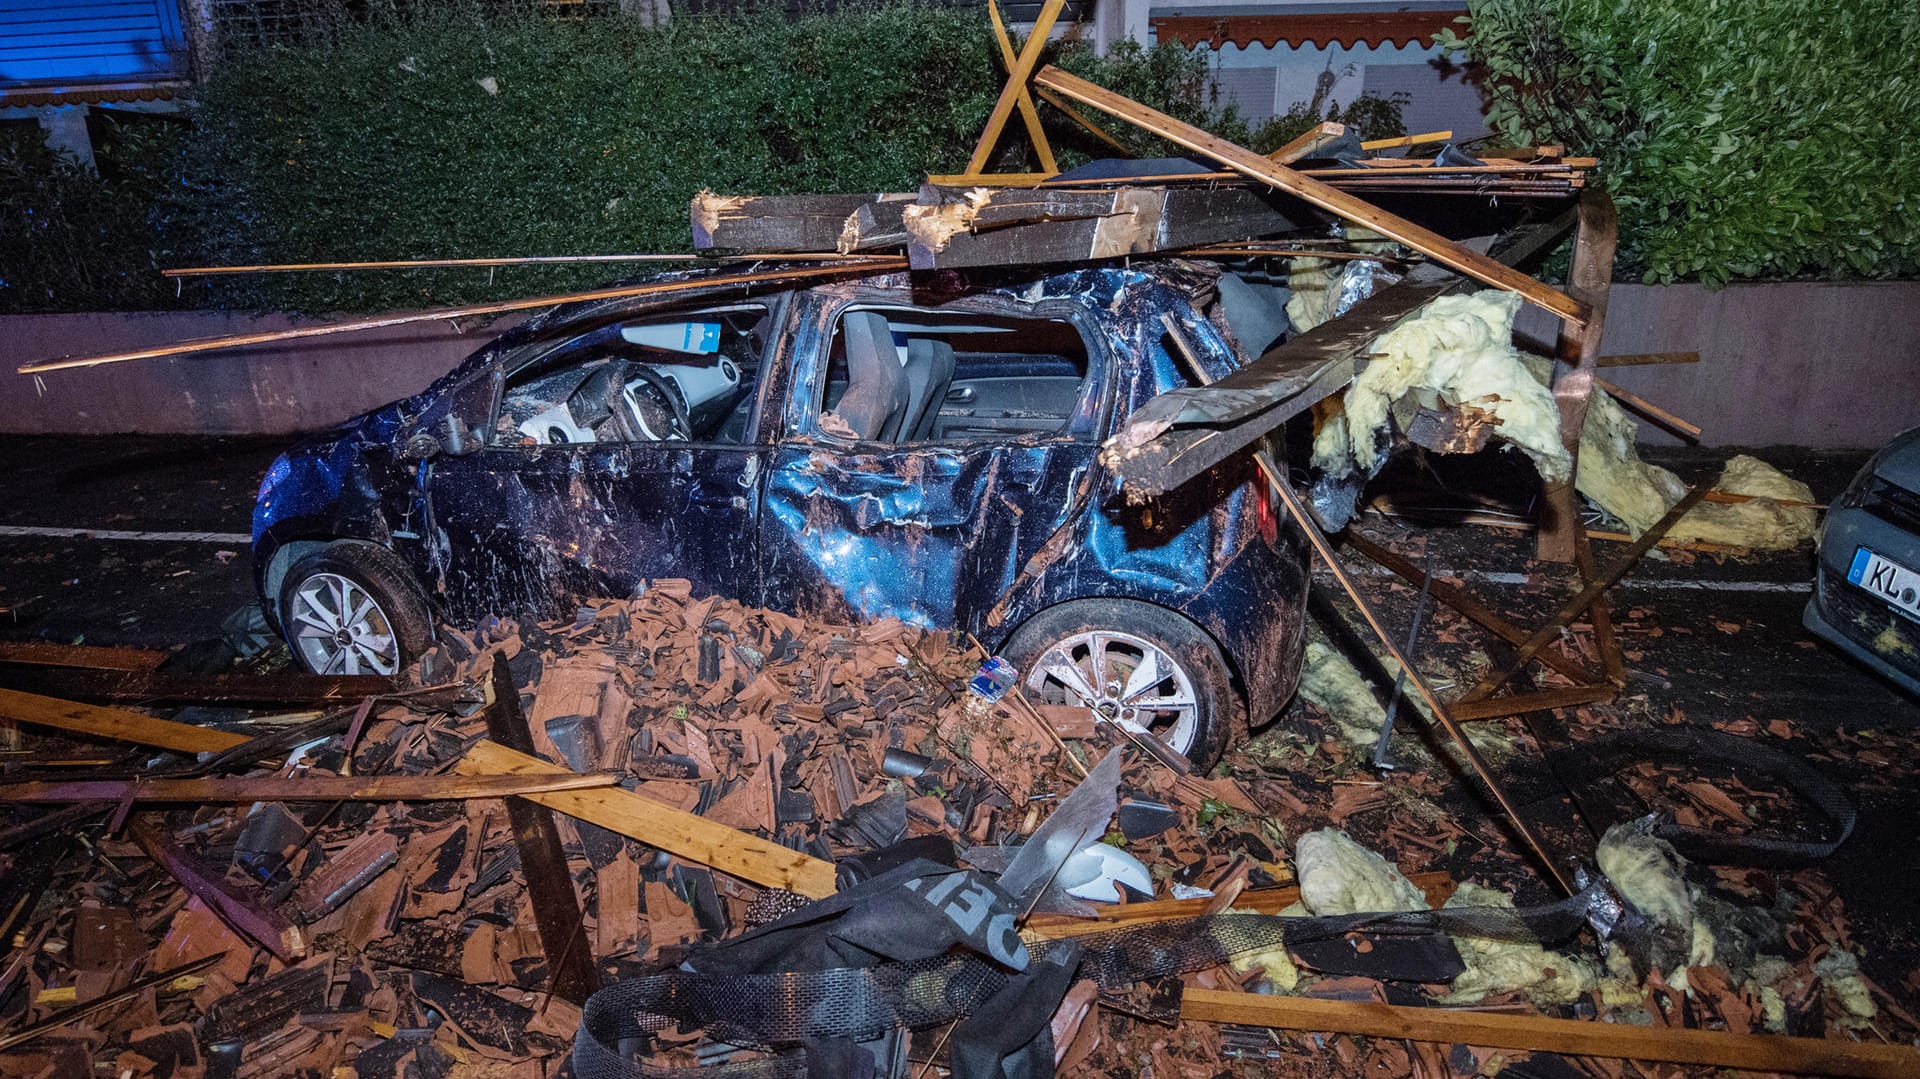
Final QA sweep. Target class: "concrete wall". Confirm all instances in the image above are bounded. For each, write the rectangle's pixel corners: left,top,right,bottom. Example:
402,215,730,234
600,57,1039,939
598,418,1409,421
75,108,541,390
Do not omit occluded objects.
1,280,1915,447
0,311,511,436
1513,281,1920,450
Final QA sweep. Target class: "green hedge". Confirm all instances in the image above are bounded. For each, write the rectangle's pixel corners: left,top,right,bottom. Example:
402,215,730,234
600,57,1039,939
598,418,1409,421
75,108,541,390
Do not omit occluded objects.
1442,1,1920,284
1,5,1241,314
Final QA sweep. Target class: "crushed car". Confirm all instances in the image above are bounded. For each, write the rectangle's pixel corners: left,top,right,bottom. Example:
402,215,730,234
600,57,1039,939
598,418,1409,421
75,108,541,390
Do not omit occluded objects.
252,260,1310,765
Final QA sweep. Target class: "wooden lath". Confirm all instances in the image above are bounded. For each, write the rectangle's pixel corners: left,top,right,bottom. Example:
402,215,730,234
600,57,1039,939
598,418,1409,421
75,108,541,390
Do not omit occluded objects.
1029,65,1589,328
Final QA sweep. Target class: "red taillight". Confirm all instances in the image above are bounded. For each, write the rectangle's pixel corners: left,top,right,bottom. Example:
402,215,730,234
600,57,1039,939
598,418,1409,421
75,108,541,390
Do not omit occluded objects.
1254,476,1279,545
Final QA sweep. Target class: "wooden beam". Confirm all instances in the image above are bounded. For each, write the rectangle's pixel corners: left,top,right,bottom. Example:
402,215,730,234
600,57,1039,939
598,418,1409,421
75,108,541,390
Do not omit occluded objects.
1359,129,1452,151
1025,871,1456,939
1447,685,1617,723
456,740,839,899
1462,484,1711,704
905,184,1309,270
1179,991,1920,1079
965,0,1069,176
0,772,617,805
1035,87,1131,155
691,192,915,253
0,687,250,754
19,261,906,375
1030,65,1589,327
0,666,395,707
1595,376,1703,440
0,641,166,672
1268,121,1345,164
1597,351,1699,367
1342,532,1602,686
128,817,306,962
0,686,838,901
482,654,599,1005
987,0,1057,175
1537,189,1618,562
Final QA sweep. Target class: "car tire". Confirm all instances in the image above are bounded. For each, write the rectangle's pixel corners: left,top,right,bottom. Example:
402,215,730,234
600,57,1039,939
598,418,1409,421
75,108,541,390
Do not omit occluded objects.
279,543,432,676
999,598,1239,771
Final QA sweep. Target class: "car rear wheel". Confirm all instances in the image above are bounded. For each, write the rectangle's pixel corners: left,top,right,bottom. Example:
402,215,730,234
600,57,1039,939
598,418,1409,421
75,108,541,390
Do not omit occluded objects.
1000,599,1238,771
279,544,431,676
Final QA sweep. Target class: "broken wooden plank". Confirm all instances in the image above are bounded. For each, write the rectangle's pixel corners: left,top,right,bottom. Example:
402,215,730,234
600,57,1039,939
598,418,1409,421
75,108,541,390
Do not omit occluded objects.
0,952,224,1053
457,740,838,899
1460,483,1712,704
1105,265,1459,497
1026,872,1457,939
0,772,617,805
20,261,906,374
1179,990,1920,1079
1104,210,1575,498
0,666,394,706
907,183,1312,269
691,191,915,253
1267,121,1345,164
0,641,167,672
1342,532,1602,686
1595,376,1703,440
483,653,599,1005
0,687,250,754
1447,685,1617,723
1,686,834,900
129,817,307,962
1031,65,1589,327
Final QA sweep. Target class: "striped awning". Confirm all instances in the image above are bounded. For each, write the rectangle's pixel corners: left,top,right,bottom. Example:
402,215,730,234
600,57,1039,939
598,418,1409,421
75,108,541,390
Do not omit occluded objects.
1153,10,1466,50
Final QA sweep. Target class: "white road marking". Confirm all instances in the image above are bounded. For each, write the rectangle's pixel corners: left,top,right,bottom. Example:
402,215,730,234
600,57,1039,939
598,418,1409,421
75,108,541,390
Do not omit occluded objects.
1325,565,1812,593
0,524,251,544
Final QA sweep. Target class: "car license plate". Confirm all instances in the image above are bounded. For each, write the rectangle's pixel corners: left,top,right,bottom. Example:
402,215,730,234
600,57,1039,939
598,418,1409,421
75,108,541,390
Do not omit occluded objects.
1847,546,1920,620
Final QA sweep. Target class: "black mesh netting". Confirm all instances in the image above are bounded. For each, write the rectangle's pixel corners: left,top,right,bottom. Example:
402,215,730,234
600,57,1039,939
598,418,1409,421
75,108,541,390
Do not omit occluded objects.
573,886,1605,1079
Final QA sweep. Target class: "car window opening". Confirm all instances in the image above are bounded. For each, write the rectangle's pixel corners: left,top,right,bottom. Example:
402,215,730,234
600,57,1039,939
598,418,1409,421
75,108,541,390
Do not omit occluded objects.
497,305,770,447
816,307,1093,444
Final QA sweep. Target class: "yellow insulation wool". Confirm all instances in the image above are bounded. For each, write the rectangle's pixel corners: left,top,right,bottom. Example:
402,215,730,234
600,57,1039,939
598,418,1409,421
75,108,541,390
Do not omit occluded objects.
1320,291,1573,484
1294,828,1429,915
1439,883,1599,1006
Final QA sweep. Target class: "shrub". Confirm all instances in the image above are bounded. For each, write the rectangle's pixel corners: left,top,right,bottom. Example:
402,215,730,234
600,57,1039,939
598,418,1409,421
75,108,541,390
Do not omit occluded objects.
1441,1,1920,284
0,6,1256,314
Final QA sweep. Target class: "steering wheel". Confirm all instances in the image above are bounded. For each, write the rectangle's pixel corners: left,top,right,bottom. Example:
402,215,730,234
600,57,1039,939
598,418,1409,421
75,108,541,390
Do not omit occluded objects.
620,365,693,441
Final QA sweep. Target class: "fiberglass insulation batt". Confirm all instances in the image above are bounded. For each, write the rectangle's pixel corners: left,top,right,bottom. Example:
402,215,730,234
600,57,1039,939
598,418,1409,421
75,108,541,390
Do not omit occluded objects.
1312,286,1815,550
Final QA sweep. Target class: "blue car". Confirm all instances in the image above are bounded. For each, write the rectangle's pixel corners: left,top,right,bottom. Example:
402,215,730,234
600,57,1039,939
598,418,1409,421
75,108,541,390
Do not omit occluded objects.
253,261,1309,766
1805,425,1920,697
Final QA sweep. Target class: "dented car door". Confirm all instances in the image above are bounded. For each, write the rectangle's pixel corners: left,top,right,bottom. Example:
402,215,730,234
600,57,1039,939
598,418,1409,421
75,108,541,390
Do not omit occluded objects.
758,288,1107,632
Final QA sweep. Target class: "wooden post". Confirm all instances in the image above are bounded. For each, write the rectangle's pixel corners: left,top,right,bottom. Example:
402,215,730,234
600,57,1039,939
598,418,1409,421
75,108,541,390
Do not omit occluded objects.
485,654,599,1005
1536,189,1618,562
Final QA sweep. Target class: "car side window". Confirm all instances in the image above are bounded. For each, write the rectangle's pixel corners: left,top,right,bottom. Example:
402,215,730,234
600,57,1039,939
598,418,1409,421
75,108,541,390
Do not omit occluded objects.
808,305,1097,444
495,305,770,447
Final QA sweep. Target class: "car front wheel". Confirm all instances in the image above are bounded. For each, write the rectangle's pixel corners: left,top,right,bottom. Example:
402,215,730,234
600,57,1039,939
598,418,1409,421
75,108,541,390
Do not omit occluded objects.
279,544,431,676
1000,599,1238,771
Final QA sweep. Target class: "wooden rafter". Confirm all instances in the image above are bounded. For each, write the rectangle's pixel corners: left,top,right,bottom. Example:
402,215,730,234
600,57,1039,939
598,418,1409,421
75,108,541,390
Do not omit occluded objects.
1030,65,1590,327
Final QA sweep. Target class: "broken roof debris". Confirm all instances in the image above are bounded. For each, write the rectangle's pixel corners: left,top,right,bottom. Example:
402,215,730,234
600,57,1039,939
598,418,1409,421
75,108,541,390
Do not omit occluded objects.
4,7,1901,1075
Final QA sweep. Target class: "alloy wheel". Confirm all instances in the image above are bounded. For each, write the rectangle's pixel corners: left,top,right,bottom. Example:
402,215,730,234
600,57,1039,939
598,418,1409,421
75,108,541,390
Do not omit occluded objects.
288,572,400,676
1024,629,1200,757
